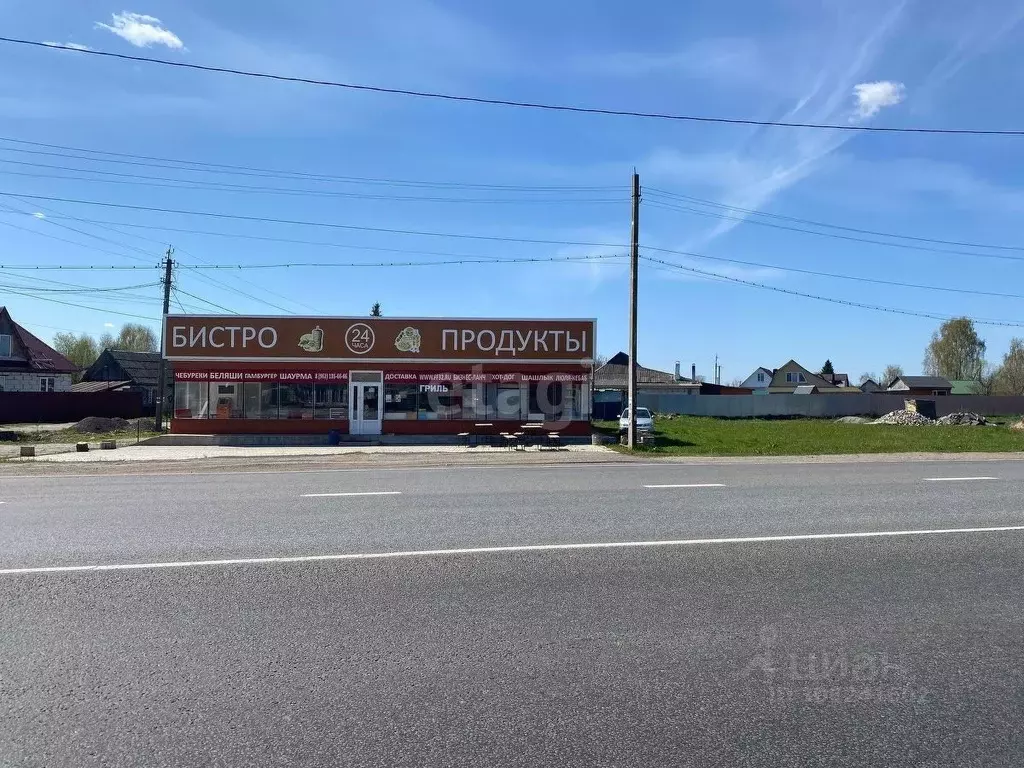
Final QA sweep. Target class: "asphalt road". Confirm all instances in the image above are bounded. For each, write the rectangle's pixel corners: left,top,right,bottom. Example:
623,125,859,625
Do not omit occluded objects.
2,459,1023,766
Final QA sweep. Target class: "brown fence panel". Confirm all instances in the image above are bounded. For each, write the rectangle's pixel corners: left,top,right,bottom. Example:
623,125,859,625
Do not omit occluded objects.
0,392,145,424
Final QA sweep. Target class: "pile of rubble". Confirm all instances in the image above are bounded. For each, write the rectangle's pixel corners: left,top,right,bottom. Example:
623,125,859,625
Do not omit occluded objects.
935,412,986,426
1011,419,1024,432
874,410,935,426
73,416,132,434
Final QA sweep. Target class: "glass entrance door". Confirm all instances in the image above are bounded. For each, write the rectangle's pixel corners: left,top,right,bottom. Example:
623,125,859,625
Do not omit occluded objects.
349,382,382,435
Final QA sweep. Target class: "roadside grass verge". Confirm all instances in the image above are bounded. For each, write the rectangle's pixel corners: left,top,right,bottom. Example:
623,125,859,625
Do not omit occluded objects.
596,416,1024,456
4,422,161,446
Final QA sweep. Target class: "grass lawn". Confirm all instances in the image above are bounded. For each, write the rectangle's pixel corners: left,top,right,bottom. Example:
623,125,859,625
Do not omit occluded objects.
594,416,1024,456
4,422,162,446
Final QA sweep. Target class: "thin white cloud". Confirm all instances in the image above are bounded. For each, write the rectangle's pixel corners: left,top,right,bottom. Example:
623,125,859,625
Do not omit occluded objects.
104,322,115,328
42,41,93,51
95,12,183,49
852,80,905,120
31,212,46,219
647,1,908,250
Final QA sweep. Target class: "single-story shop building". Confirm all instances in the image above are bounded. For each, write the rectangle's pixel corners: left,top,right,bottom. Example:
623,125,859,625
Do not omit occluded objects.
165,315,595,436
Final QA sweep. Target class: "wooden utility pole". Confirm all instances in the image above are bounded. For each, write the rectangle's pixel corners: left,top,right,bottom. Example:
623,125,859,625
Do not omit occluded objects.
627,171,640,449
154,247,174,432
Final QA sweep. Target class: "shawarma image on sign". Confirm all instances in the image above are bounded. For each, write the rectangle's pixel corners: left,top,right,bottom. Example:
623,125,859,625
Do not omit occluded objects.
298,326,324,352
395,326,421,353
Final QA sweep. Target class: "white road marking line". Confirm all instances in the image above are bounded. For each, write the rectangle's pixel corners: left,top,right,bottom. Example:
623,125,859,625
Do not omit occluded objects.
644,483,726,489
924,477,999,482
300,491,402,498
2,524,1022,576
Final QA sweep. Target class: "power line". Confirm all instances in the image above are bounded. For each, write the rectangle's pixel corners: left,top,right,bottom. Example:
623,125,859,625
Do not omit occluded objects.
6,38,1024,136
0,280,159,294
640,255,1024,328
10,200,313,314
644,197,1024,263
0,253,625,271
172,287,236,314
0,160,626,204
179,254,626,269
171,287,187,314
644,199,1024,263
22,211,603,261
2,285,160,320
639,246,1024,299
0,191,631,248
0,198,158,264
0,264,156,270
0,214,159,262
645,188,1024,253
0,137,623,192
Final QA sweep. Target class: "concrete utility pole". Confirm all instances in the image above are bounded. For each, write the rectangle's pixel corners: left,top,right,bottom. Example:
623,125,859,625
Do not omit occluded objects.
154,247,174,432
627,171,640,449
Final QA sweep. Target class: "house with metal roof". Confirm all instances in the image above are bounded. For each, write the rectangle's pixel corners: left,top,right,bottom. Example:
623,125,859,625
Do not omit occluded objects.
592,352,701,418
0,306,77,393
80,349,165,412
885,375,953,396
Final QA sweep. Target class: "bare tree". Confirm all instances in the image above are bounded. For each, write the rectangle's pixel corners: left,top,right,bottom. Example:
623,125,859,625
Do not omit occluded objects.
859,372,878,385
881,364,904,387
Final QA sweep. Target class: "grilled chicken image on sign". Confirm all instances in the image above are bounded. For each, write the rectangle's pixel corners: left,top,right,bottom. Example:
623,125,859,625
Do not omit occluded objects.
298,326,324,352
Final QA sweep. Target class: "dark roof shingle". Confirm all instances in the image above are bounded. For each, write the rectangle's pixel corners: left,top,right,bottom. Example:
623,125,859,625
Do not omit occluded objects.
894,376,952,389
84,349,162,387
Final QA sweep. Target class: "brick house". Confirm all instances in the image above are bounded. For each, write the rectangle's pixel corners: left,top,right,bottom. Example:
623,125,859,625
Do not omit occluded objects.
0,306,77,392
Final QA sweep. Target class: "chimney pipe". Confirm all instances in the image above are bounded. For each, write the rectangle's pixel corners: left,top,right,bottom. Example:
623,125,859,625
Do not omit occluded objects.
674,361,680,381
691,363,697,382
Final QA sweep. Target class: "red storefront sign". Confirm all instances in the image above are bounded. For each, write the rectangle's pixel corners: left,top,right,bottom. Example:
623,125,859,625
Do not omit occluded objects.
176,370,587,383
174,370,351,382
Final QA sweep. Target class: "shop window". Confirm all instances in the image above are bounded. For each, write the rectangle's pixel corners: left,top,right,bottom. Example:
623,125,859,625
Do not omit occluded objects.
315,384,348,419
210,382,243,418
174,381,209,418
384,384,419,420
278,383,315,420
461,384,489,420
527,382,566,420
243,382,280,419
495,385,522,420
419,384,460,420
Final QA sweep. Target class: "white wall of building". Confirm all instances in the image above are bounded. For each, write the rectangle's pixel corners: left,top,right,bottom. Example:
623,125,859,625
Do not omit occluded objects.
0,372,73,393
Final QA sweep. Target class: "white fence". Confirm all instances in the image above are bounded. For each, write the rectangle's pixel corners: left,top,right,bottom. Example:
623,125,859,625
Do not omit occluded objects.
636,393,1024,419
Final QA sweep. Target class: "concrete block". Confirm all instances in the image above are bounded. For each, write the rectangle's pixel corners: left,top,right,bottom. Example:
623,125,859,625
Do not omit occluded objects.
19,446,35,457
100,440,117,450
76,442,89,452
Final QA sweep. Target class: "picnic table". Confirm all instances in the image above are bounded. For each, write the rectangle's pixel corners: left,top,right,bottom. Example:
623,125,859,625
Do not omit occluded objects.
519,423,546,448
472,423,494,447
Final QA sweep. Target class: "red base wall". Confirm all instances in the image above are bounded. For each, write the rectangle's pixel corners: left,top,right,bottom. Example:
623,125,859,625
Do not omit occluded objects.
170,419,591,436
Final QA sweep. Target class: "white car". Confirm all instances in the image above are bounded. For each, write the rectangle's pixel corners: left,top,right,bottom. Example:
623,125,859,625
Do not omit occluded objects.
619,407,654,434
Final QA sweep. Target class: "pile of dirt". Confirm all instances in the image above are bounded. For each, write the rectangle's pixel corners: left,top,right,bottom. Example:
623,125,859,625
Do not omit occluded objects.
935,412,986,426
874,410,934,426
72,417,132,434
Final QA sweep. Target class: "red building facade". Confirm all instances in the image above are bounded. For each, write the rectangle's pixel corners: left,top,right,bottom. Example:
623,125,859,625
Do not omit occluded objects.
165,316,595,436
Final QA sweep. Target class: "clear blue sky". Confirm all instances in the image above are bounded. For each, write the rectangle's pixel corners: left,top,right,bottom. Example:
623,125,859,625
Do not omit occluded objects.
2,1,1024,383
